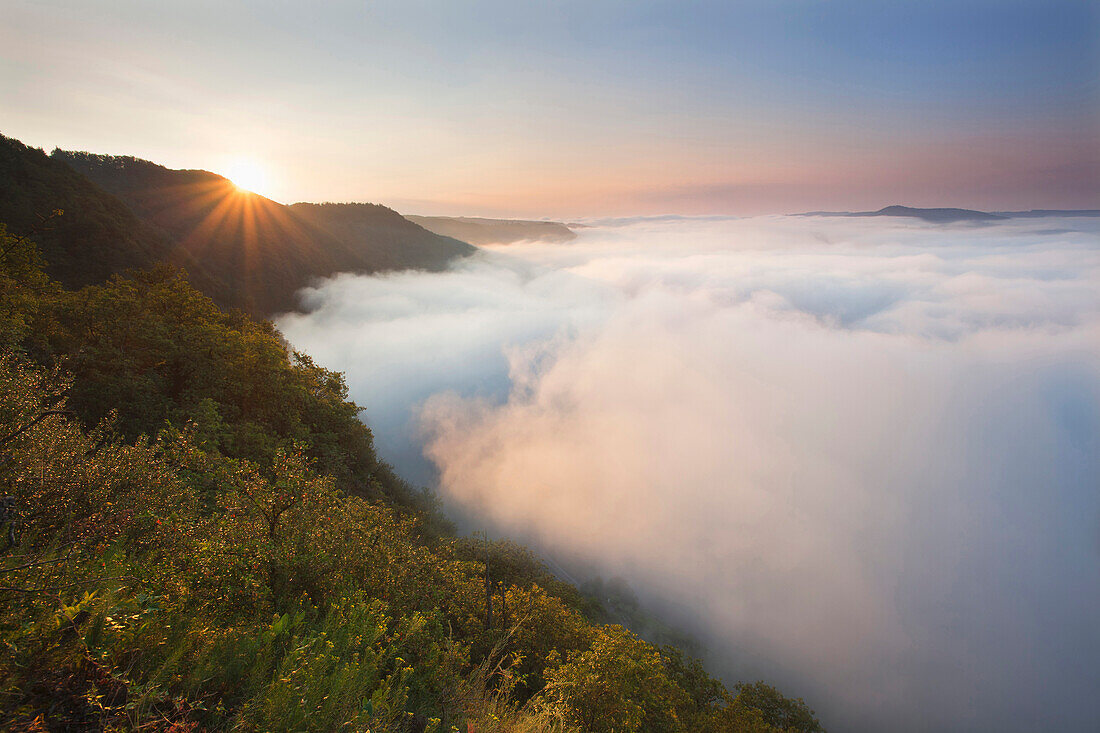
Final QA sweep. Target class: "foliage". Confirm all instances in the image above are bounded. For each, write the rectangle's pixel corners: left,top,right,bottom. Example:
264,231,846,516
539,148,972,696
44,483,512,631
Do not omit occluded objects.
0,135,195,294
542,624,688,732
0,221,60,351
725,682,825,733
25,261,438,520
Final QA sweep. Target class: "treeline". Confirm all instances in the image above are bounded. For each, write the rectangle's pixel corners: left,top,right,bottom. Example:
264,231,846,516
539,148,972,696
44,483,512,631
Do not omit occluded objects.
0,220,825,732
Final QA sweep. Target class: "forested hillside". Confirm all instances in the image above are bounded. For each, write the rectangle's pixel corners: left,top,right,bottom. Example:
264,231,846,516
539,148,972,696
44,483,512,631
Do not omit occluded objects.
289,203,480,273
54,149,475,315
0,136,214,294
0,220,824,728
56,150,477,315
0,135,474,317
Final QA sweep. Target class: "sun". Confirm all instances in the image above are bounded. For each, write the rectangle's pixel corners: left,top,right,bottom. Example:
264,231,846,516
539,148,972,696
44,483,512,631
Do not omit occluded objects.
223,157,269,196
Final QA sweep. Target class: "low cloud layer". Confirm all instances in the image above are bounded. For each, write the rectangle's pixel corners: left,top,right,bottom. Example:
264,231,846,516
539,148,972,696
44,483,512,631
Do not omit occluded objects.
278,215,1100,732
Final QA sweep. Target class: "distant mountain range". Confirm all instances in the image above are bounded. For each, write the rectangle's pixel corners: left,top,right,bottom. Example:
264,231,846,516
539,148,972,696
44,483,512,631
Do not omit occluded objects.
407,215,577,245
0,134,474,315
797,204,1100,223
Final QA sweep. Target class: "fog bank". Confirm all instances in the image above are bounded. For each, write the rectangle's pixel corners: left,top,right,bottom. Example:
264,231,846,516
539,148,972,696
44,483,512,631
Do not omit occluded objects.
278,215,1100,732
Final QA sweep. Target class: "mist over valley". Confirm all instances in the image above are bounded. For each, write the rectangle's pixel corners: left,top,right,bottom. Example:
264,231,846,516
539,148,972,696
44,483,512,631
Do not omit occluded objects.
3,2,1097,730
279,213,1100,732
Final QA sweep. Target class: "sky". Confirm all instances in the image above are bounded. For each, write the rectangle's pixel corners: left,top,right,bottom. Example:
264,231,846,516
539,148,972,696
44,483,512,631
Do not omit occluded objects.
277,214,1100,732
2,0,1097,216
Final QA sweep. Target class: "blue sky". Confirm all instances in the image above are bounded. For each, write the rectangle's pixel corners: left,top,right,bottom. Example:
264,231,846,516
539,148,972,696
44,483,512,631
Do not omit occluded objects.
2,0,1097,215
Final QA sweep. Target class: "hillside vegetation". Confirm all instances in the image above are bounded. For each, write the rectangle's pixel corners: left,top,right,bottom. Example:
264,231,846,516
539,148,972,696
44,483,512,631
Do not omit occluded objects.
0,211,825,729
0,136,211,292
0,135,473,317
54,149,475,315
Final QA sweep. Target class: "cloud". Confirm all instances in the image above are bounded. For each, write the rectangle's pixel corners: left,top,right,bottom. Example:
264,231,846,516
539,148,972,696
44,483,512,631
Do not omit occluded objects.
278,215,1100,732
278,250,615,483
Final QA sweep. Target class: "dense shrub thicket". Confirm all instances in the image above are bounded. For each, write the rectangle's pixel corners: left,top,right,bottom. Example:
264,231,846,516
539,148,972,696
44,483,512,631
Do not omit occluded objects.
0,223,825,732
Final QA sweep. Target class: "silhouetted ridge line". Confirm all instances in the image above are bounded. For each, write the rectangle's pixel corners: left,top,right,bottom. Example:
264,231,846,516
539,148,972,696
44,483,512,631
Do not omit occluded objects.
0,139,473,315
796,204,1099,223
796,205,1005,223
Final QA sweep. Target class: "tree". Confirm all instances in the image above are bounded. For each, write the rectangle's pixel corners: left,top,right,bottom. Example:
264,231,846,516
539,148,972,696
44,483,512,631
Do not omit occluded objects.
543,624,690,732
725,681,825,733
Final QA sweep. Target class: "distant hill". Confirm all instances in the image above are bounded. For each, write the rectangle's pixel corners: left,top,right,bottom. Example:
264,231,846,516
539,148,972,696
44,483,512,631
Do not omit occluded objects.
862,205,1007,222
797,204,1100,223
798,205,1007,223
407,215,577,245
52,149,474,314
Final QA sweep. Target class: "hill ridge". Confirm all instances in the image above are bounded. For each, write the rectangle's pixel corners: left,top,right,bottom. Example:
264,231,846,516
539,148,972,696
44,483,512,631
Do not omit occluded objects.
796,204,1099,223
51,146,474,314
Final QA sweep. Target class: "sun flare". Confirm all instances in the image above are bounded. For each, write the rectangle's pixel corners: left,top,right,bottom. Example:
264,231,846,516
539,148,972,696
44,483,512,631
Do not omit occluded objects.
224,158,268,196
